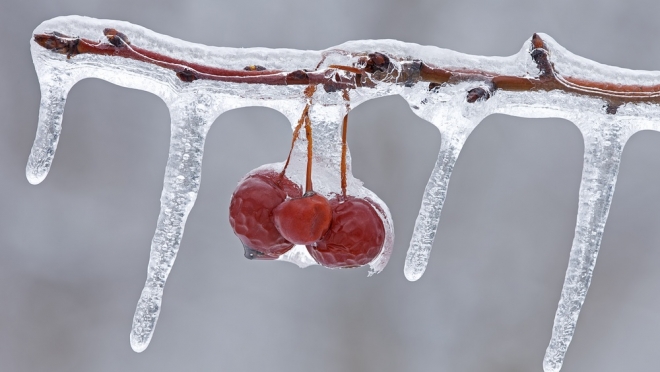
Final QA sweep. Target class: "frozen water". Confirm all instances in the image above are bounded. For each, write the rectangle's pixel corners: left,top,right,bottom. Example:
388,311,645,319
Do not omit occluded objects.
542,115,634,371
28,15,660,369
399,86,485,281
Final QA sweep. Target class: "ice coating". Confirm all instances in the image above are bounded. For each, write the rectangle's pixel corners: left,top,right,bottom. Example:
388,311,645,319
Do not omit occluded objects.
403,131,468,281
27,73,75,184
130,97,218,351
542,116,634,372
399,86,486,281
28,15,660,368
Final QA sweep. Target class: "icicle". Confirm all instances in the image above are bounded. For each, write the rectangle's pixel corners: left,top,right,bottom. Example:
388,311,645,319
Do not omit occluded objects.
130,96,222,352
26,72,76,184
404,128,470,281
542,116,633,372
400,86,485,281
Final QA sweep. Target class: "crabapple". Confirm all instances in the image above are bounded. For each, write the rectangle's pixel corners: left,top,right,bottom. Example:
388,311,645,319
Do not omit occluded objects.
228,169,301,259
273,192,332,245
307,196,385,268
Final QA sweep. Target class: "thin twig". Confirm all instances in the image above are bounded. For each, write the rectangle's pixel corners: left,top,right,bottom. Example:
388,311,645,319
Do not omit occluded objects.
33,30,660,112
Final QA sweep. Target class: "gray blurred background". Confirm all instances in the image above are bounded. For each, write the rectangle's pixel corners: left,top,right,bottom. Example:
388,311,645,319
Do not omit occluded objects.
2,0,660,371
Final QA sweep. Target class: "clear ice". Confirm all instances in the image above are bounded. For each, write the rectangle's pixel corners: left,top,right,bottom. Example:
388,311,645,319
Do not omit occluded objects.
28,15,660,370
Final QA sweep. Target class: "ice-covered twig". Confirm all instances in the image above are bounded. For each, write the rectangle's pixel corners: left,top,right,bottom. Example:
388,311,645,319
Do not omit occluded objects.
28,16,660,369
33,31,660,108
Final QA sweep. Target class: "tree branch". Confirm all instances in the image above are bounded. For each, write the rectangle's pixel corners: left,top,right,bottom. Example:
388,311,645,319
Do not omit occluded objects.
33,30,660,113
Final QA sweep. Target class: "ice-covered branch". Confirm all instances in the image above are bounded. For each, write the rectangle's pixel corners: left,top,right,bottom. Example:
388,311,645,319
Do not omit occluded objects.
34,29,660,110
28,15,660,370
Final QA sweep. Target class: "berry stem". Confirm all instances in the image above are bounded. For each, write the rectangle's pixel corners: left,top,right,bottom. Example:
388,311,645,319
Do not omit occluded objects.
340,114,348,197
280,104,308,179
304,109,314,193
341,90,350,198
280,85,317,181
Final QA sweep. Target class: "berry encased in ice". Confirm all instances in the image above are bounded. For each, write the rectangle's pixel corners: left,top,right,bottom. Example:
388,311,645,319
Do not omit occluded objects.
273,192,333,245
307,196,385,268
229,170,301,259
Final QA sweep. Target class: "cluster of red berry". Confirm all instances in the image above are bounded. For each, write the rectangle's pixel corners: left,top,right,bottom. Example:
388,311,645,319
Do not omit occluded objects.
229,168,385,268
229,90,386,268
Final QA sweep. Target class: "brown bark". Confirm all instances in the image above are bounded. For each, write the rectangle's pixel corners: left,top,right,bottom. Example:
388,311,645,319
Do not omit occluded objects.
33,30,660,112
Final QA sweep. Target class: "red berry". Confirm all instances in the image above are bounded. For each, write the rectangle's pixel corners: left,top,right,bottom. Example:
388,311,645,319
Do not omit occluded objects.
229,169,301,259
273,192,332,245
307,196,385,268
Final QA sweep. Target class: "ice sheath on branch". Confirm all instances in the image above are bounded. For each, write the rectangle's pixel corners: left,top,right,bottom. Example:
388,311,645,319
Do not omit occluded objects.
27,15,660,371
